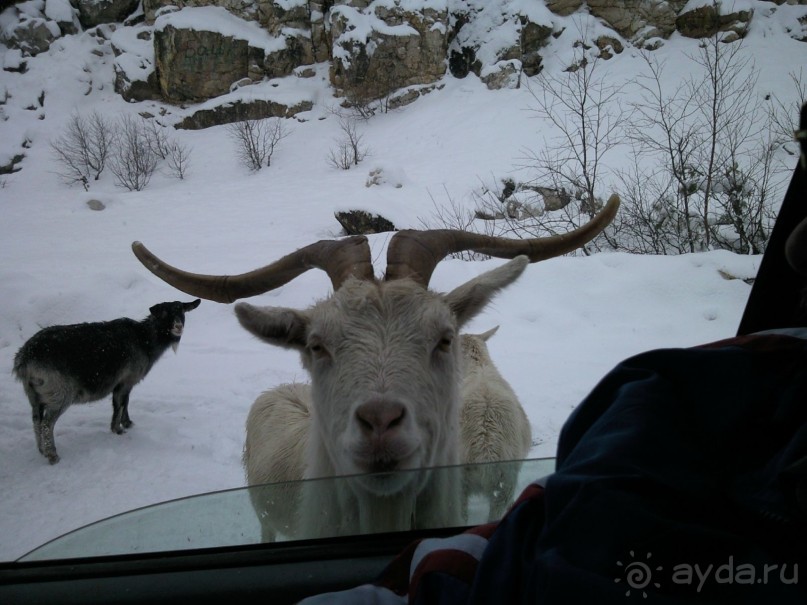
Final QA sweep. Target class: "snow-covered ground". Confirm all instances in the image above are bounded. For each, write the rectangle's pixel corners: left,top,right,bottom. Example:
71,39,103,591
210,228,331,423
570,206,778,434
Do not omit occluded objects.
2,1,806,561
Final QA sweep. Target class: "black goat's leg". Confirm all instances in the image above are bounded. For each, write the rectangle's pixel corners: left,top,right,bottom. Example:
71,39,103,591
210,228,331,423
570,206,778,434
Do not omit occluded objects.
111,385,132,434
121,391,134,429
40,406,62,465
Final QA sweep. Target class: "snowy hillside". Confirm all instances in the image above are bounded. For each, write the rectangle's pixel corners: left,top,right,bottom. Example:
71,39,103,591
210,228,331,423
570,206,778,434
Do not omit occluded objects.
1,0,806,560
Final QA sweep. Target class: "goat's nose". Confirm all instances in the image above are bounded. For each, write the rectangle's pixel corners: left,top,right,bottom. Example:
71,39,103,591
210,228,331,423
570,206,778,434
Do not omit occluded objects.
355,400,406,437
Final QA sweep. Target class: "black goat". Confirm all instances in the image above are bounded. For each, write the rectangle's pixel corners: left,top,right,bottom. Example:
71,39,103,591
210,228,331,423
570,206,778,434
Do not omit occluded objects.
13,299,201,464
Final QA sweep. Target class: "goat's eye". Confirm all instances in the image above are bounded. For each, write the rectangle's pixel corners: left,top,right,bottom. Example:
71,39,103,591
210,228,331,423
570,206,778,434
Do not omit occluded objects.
435,335,453,353
308,339,330,360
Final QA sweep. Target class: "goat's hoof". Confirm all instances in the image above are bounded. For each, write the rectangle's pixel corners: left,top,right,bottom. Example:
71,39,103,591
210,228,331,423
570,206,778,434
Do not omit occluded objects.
113,427,126,435
121,420,134,429
47,454,60,465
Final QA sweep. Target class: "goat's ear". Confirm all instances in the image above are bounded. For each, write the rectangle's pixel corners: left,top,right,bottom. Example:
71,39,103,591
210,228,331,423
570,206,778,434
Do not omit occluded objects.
149,302,170,317
184,299,201,312
478,325,500,341
234,303,309,350
445,256,528,328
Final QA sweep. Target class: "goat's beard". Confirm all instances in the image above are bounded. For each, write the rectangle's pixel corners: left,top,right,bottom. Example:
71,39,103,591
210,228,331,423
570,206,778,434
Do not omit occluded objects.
170,324,184,353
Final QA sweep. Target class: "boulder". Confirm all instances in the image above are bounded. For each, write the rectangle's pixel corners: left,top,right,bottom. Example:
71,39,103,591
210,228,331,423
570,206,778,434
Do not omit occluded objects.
114,61,161,101
544,0,583,17
481,60,521,90
1,16,60,56
448,46,479,79
520,18,551,76
334,210,396,236
110,27,161,101
329,3,448,103
262,30,314,79
0,152,24,175
676,5,721,38
308,0,331,63
587,0,679,41
595,35,624,60
153,7,316,103
175,98,313,130
142,0,257,24
45,0,80,35
154,24,250,102
535,186,572,211
256,0,309,33
676,4,753,39
73,0,140,27
2,48,27,72
450,6,551,82
386,83,441,111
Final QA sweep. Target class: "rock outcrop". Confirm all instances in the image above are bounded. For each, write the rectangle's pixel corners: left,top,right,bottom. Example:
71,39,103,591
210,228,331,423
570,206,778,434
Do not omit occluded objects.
676,4,753,40
73,0,140,28
329,3,449,103
153,7,262,102
0,0,795,128
449,3,553,88
155,25,250,102
1,14,60,55
175,97,313,130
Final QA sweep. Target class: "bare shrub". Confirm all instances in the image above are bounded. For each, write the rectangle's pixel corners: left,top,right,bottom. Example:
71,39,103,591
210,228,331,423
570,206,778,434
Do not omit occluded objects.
51,111,114,189
521,21,627,222
227,118,289,171
328,141,354,170
142,118,172,160
625,31,784,254
768,69,807,159
507,6,782,256
139,117,192,181
341,66,399,118
508,20,627,255
327,115,369,170
612,154,698,255
708,135,778,254
166,141,192,180
109,115,158,191
689,33,760,249
470,176,615,255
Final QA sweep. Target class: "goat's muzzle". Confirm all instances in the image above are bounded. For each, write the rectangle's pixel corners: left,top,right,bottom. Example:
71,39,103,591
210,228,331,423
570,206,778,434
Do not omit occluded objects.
352,399,416,474
170,321,184,353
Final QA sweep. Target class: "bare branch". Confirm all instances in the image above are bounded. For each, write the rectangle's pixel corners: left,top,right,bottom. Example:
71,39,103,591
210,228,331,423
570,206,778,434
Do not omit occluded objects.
109,115,158,191
50,111,113,188
227,118,290,171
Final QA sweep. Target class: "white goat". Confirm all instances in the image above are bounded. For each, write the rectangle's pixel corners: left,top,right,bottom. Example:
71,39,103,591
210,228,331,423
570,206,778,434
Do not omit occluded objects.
242,383,310,541
132,195,618,539
459,326,531,520
243,327,530,541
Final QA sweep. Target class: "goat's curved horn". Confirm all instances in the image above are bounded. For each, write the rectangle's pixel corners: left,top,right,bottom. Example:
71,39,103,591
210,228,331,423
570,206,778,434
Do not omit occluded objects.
132,236,374,304
385,194,620,286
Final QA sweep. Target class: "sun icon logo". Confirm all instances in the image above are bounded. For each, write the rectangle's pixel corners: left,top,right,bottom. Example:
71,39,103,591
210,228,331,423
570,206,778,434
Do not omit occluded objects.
615,551,662,598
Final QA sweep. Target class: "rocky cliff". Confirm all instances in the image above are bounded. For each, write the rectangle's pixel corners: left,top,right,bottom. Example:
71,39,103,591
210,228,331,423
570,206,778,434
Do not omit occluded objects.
2,0,804,127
